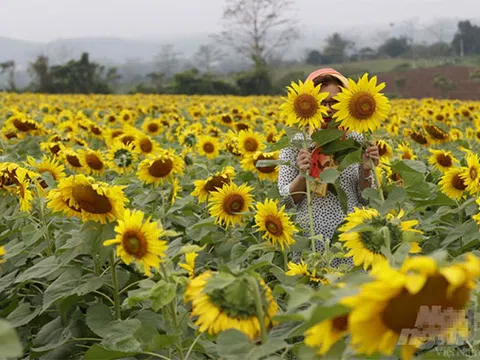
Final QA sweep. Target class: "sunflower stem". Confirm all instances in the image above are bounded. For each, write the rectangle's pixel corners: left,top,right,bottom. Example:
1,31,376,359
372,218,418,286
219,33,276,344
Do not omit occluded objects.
282,249,289,271
110,251,121,320
364,134,384,202
301,129,316,252
250,277,267,344
37,193,53,256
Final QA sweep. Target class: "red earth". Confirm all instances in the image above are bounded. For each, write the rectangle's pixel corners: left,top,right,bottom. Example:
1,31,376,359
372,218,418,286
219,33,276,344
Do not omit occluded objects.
376,66,480,100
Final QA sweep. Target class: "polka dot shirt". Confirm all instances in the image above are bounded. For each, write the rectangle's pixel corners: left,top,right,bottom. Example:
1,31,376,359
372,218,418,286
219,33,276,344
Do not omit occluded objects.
278,131,373,267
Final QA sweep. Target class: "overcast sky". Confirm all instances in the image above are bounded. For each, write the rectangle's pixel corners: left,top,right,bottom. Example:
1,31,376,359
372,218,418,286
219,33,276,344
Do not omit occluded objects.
1,0,478,42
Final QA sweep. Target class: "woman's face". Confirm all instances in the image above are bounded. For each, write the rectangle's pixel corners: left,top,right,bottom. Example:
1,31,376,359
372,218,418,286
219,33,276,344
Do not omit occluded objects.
319,83,341,128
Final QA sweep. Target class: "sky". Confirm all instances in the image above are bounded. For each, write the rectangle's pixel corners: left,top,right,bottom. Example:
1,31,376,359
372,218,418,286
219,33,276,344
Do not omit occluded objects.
1,0,478,42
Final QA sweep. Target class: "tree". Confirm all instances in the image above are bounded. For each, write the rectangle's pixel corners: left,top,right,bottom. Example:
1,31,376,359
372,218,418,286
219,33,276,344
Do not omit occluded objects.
305,50,322,65
452,20,480,56
194,44,225,73
378,37,410,58
322,33,353,64
154,44,182,79
0,60,16,91
28,55,52,92
214,0,299,67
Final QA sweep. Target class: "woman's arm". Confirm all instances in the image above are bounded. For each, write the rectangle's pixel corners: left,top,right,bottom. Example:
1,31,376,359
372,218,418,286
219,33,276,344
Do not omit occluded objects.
278,147,311,206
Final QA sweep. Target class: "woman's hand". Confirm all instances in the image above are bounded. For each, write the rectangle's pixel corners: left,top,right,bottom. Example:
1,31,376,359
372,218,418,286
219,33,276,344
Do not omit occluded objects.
296,149,312,173
361,144,380,171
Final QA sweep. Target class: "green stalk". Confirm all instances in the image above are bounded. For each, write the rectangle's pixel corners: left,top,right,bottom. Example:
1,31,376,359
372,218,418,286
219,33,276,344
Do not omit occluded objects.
110,251,121,320
302,129,316,252
364,134,384,202
250,277,267,344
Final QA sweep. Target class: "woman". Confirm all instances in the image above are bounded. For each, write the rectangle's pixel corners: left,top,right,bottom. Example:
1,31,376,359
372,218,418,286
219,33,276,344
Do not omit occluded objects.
278,68,379,263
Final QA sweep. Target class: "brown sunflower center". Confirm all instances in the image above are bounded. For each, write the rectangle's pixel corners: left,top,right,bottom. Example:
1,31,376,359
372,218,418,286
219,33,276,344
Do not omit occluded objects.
91,125,102,135
111,130,124,139
254,154,277,174
377,142,387,156
332,314,349,332
66,154,82,168
86,153,104,170
204,175,230,193
425,125,448,140
452,174,467,191
147,123,159,133
121,135,136,145
148,158,173,178
221,115,232,124
436,154,452,168
72,185,112,214
122,231,148,258
265,215,284,236
293,93,318,118
223,194,245,215
381,275,470,334
469,167,477,180
348,92,376,120
402,151,412,160
139,138,153,153
12,118,32,132
203,142,215,153
411,132,428,145
236,123,249,131
50,144,61,155
243,138,258,152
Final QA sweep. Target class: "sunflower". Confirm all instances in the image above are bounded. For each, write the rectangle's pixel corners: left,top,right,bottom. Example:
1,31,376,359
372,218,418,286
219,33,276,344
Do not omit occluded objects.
47,174,127,223
285,261,339,284
135,134,159,156
0,163,37,212
472,198,480,226
332,74,391,133
137,150,184,187
208,182,254,228
78,149,107,175
304,314,349,356
240,151,280,181
196,135,221,159
107,141,138,175
40,141,65,157
62,149,84,172
237,130,266,155
439,167,467,200
0,245,5,264
224,130,242,156
171,177,182,205
26,155,66,185
460,152,480,194
103,209,167,276
254,199,297,250
141,118,163,136
397,142,416,160
191,166,236,203
428,149,459,173
179,252,198,278
375,140,393,160
343,254,480,359
409,130,429,146
184,271,278,340
6,112,45,139
424,124,449,143
280,79,329,131
338,207,422,270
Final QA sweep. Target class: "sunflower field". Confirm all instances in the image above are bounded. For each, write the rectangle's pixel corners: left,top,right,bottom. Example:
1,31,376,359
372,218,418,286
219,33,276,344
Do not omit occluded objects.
1,79,480,360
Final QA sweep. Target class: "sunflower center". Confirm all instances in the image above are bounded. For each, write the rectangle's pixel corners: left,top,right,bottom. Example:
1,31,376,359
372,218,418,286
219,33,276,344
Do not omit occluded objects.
207,276,262,319
71,185,112,214
223,194,245,215
86,154,104,170
111,130,124,139
12,119,31,132
148,158,173,178
265,215,284,236
236,123,249,131
221,115,233,124
452,174,467,191
377,143,387,156
332,314,349,332
147,123,159,133
293,93,318,119
121,135,136,145
349,92,376,120
244,138,258,152
204,175,229,193
436,154,452,168
91,126,102,135
139,138,153,153
254,154,277,174
66,154,82,168
203,142,215,153
114,149,133,168
425,125,448,140
122,231,148,258
411,132,428,145
381,275,471,334
469,167,477,180
402,151,412,160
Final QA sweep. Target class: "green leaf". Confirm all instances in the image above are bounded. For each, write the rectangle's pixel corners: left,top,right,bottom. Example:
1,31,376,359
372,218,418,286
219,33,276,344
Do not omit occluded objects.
333,180,348,214
14,256,62,283
319,169,339,184
31,316,72,352
255,159,289,168
265,136,290,152
287,284,314,310
101,319,142,353
204,272,236,293
86,303,113,337
216,329,255,359
322,138,360,154
0,320,23,358
84,345,136,360
337,147,362,171
442,221,479,247
6,301,41,327
311,128,345,147
246,338,288,360
149,280,176,311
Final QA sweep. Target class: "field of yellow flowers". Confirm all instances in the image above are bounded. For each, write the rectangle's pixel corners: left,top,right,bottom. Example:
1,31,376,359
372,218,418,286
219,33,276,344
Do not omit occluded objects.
1,88,480,360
